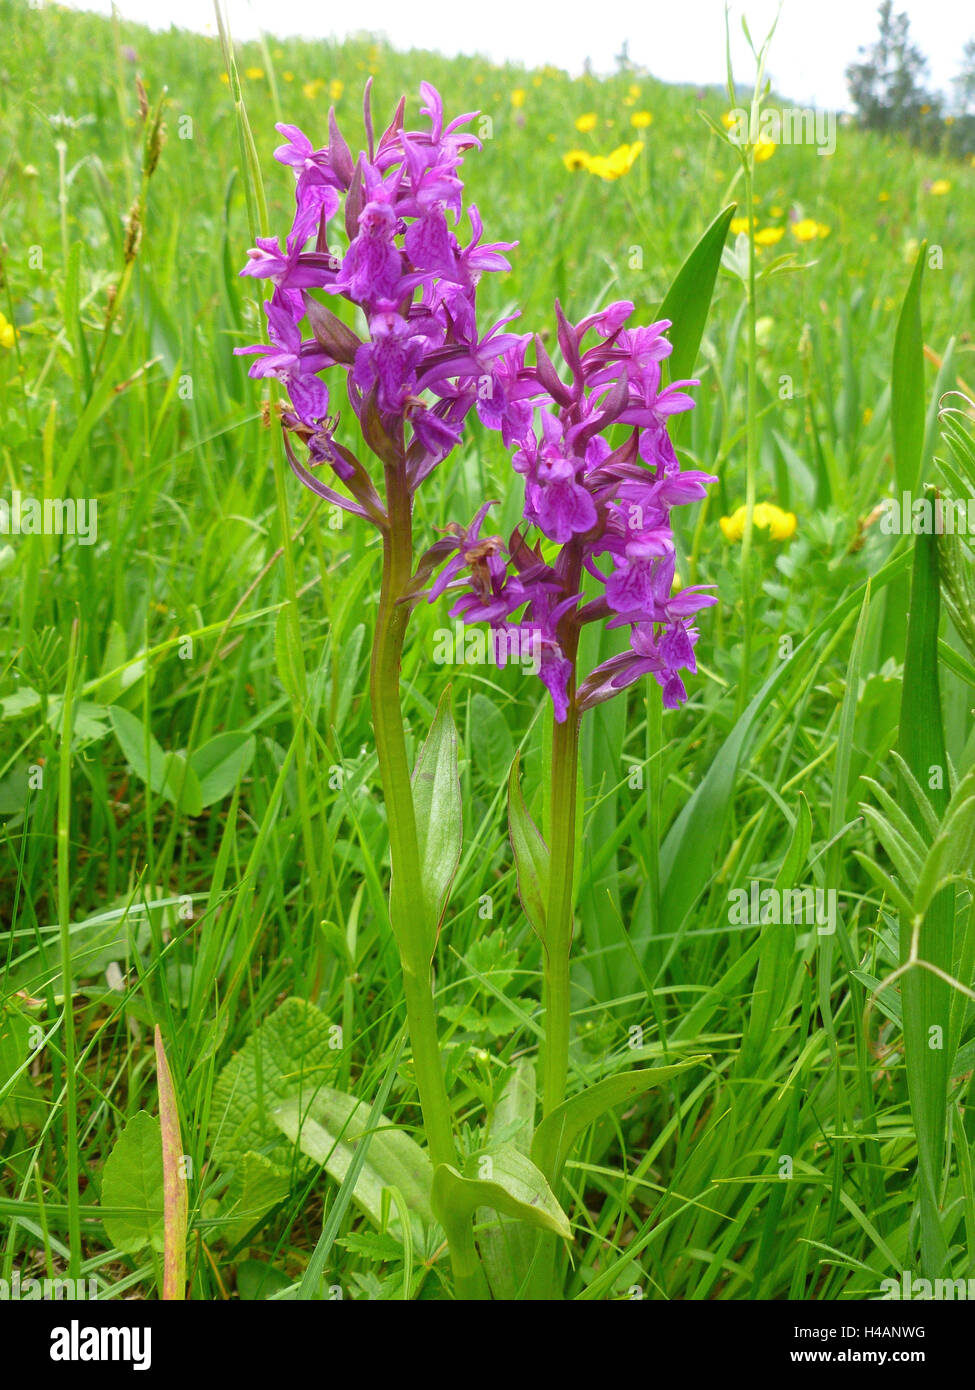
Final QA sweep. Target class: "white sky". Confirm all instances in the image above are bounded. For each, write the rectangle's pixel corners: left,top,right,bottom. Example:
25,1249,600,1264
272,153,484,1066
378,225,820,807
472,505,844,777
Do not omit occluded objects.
59,0,971,110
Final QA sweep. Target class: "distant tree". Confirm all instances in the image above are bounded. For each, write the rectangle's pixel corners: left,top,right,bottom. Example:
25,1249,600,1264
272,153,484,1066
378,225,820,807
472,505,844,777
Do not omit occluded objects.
948,38,975,156
846,0,933,142
953,38,975,113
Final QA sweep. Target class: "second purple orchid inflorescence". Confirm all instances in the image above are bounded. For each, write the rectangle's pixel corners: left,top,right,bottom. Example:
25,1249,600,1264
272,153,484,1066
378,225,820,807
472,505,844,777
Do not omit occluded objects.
429,303,718,720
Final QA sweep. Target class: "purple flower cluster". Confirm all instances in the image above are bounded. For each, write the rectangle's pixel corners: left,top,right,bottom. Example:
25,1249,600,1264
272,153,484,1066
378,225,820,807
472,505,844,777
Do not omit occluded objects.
235,82,520,522
427,303,718,719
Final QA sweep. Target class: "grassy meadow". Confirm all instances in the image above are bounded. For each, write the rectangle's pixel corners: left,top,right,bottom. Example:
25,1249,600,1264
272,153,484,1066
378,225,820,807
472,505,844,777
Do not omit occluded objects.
2,0,975,1303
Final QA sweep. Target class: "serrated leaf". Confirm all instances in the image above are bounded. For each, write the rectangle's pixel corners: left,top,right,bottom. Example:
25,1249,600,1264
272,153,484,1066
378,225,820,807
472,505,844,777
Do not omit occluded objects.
209,998,339,1174
433,1144,570,1242
531,1058,707,1186
507,752,549,941
220,1152,291,1244
101,1110,165,1254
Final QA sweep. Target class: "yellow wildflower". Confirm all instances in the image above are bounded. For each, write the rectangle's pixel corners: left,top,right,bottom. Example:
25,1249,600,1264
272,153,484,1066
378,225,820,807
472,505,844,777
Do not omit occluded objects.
753,136,776,162
330,79,344,101
575,112,598,132
720,503,797,542
245,66,265,80
770,205,783,217
721,111,737,129
303,78,325,99
878,190,890,202
0,313,17,350
282,71,294,83
587,141,643,180
929,178,951,196
754,226,785,246
628,83,641,98
563,149,591,172
511,88,526,108
729,216,753,235
533,74,544,87
791,218,820,242
630,110,653,129
219,71,230,85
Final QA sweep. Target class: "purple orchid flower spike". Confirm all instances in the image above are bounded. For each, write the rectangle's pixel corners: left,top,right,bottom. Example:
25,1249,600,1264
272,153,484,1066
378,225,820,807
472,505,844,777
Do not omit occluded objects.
426,300,718,721
236,82,518,522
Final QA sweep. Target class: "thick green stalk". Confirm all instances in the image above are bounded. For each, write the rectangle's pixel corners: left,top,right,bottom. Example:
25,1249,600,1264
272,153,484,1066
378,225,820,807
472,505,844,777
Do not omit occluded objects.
368,466,456,1171
541,546,583,1119
542,705,581,1116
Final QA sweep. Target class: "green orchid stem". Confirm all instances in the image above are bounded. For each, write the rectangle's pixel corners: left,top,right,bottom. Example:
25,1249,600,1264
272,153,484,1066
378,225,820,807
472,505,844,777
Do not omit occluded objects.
370,465,456,1172
369,460,473,1288
542,698,581,1118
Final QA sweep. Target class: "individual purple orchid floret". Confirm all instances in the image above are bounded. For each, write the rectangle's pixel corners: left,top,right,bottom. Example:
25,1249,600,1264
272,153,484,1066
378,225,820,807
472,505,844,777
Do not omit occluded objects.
426,301,717,720
235,80,518,525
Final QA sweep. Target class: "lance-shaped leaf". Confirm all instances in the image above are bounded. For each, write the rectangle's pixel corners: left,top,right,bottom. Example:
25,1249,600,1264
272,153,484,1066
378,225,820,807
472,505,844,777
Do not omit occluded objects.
892,241,927,494
531,1057,707,1187
411,687,463,942
507,752,549,941
433,1143,571,1243
658,203,736,390
272,1084,434,1232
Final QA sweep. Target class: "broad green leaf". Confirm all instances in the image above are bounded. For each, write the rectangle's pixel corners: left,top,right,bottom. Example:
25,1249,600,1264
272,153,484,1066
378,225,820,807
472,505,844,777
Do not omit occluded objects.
220,1151,292,1244
101,1110,165,1254
109,705,203,814
411,687,463,938
507,752,549,941
433,1144,571,1241
209,997,340,1173
272,1084,434,1230
658,204,736,388
190,731,256,806
531,1058,706,1187
891,241,927,493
